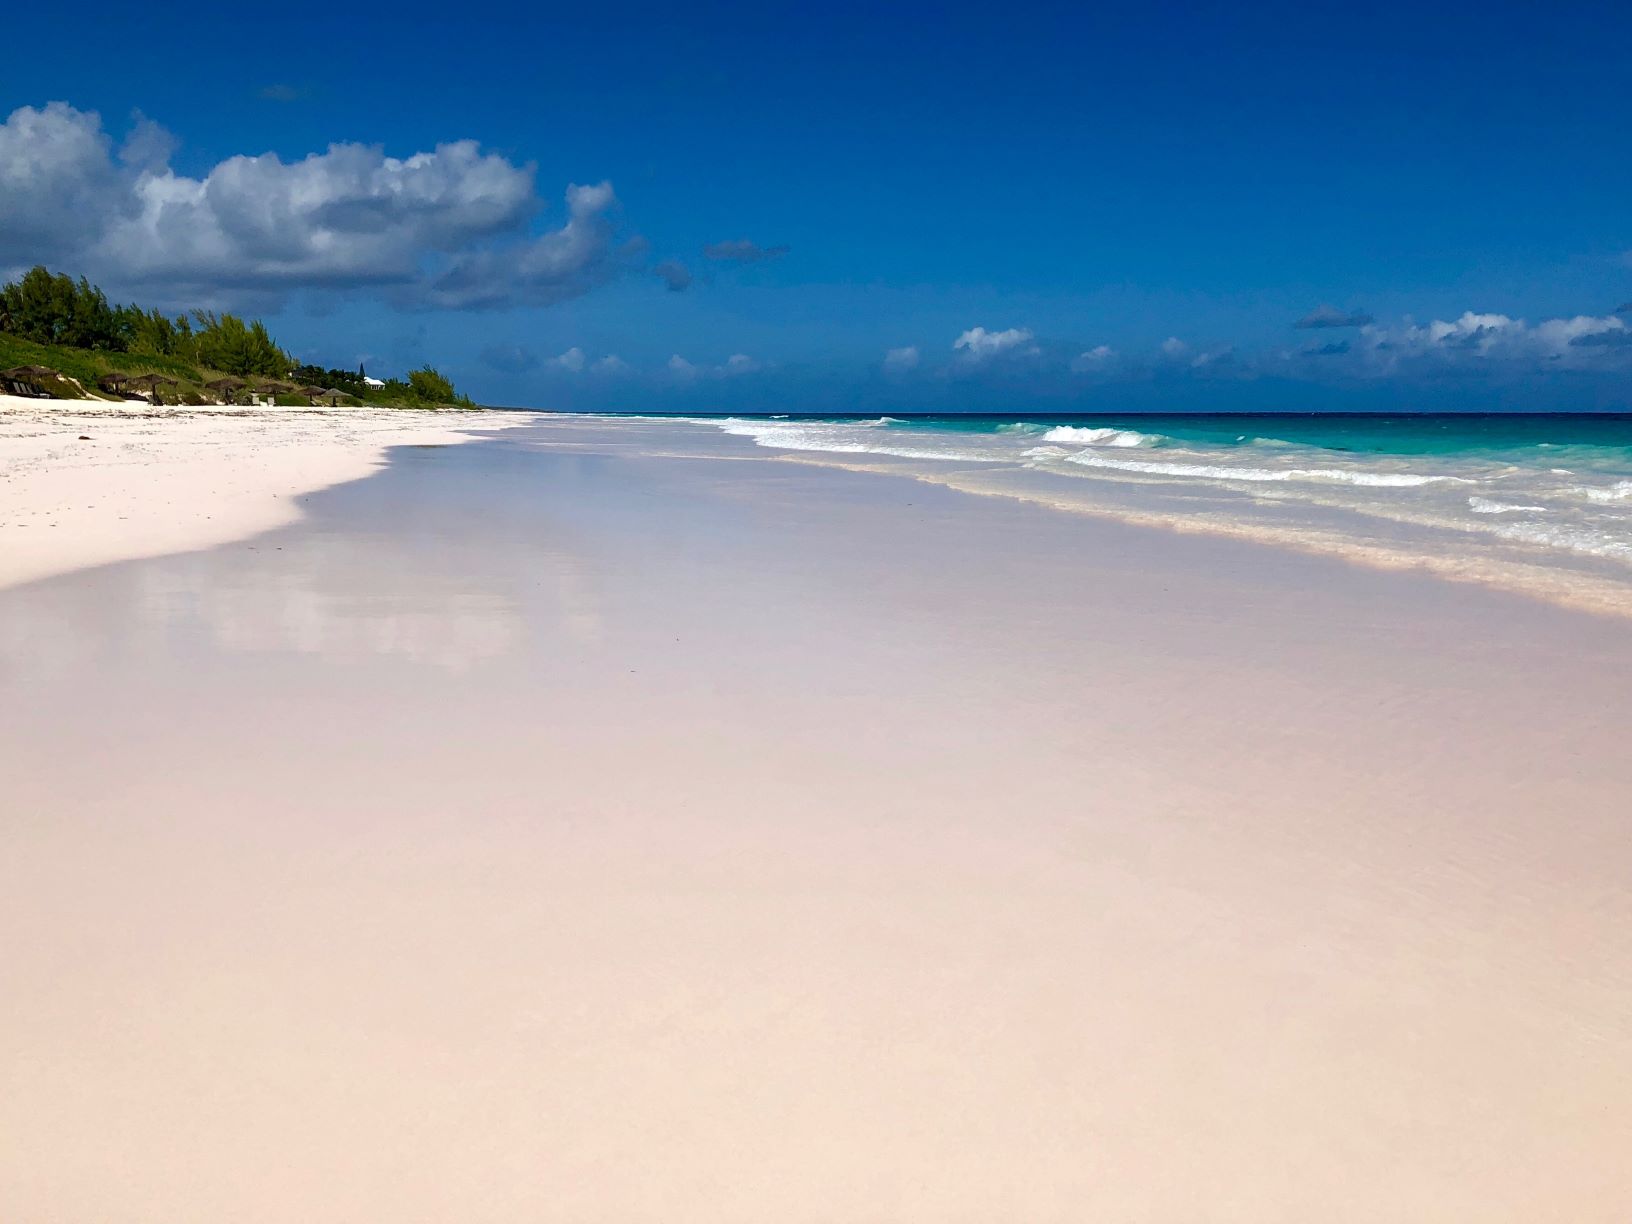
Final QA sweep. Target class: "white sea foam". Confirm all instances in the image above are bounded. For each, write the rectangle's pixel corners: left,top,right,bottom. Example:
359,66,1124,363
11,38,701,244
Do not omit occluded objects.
1583,480,1632,503
1488,520,1632,561
1059,450,1453,487
700,418,991,461
639,413,1632,586
1469,496,1549,514
1041,426,1159,447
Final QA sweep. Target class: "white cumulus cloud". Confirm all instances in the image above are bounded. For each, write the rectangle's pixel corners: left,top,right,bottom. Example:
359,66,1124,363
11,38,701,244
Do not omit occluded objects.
883,345,920,372
1355,311,1631,371
1071,344,1115,371
953,326,1038,360
668,353,761,379
0,101,628,309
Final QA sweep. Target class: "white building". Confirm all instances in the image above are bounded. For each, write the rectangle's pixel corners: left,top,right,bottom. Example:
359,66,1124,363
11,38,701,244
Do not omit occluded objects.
362,375,386,389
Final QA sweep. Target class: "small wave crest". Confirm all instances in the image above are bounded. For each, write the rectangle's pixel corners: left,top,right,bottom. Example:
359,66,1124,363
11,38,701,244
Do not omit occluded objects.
1058,450,1453,487
1042,426,1161,447
700,417,990,461
1583,480,1632,503
1488,520,1632,562
1469,496,1549,515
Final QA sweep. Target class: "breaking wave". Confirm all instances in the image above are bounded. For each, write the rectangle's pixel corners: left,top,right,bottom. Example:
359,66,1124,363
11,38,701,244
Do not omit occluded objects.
1040,426,1162,447
1583,480,1632,503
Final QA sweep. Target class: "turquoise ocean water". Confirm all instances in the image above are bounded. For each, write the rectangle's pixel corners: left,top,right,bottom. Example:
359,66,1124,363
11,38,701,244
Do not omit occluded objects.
636,413,1632,613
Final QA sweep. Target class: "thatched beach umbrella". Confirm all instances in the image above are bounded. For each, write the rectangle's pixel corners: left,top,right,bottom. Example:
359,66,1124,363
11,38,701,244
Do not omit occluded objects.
205,376,247,403
123,373,179,403
297,384,328,398
1,365,61,396
315,387,349,405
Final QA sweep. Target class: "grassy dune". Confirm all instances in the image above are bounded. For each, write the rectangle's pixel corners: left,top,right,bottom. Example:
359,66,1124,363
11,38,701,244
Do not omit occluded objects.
0,334,210,399
0,335,466,409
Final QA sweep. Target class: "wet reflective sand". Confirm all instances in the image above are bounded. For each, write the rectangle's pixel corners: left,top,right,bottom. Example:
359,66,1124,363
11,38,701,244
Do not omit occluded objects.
5,420,1632,1222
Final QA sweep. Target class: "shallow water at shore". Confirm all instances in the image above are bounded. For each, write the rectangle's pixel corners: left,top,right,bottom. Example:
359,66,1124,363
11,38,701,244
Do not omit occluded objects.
631,413,1632,615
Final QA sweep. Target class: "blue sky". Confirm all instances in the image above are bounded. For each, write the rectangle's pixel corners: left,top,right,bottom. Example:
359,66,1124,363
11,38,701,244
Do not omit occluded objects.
3,0,1631,411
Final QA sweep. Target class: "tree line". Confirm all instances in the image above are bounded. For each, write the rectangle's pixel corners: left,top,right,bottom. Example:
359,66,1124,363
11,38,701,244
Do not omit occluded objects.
291,362,464,407
0,266,292,378
0,266,471,404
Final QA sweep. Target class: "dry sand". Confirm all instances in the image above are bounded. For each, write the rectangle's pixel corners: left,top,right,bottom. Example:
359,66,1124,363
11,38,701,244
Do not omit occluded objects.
3,414,1632,1222
0,395,535,591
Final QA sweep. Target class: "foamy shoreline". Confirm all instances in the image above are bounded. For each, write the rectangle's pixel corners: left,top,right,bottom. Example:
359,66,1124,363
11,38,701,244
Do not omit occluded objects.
0,396,536,591
648,413,1632,618
7,401,1631,622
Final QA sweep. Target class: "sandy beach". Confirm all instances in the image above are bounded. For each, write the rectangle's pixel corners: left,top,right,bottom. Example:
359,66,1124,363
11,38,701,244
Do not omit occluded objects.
0,396,537,591
4,412,1632,1222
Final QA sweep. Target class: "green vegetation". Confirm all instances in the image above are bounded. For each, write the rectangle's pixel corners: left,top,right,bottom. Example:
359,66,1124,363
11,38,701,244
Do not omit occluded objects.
0,331,203,400
1,266,476,408
291,360,475,409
